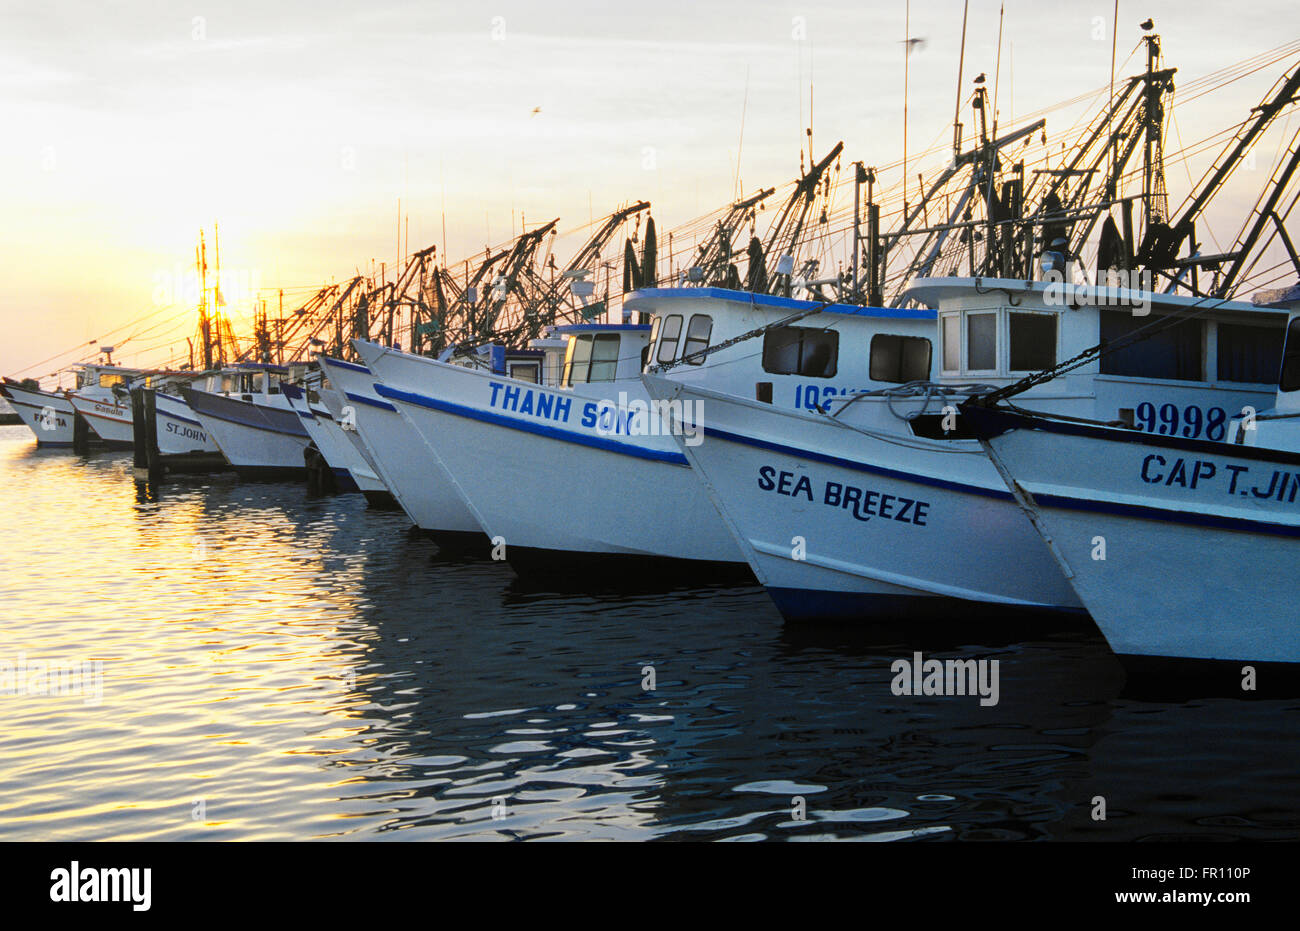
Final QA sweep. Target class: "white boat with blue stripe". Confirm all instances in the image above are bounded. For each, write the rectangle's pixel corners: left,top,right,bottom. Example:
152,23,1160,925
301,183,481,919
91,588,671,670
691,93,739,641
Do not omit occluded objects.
642,276,1286,622
1,379,76,447
354,290,935,577
182,363,310,480
315,354,484,546
964,285,1300,665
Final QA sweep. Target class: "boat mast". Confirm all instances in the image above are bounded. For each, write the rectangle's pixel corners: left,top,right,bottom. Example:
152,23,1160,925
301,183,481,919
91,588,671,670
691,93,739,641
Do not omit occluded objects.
198,230,213,370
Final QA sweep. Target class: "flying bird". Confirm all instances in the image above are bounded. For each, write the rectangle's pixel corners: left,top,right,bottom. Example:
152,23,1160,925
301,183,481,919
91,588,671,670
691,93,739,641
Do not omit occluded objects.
530,106,542,117
1140,18,1154,30
900,37,927,53
973,72,986,84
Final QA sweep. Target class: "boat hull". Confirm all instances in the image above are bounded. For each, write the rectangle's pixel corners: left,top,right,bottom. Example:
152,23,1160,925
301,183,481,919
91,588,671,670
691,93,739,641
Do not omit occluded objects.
354,342,746,569
1,383,76,446
315,355,480,537
69,392,134,448
282,383,368,493
182,387,309,479
314,385,394,505
968,406,1300,664
641,375,1083,622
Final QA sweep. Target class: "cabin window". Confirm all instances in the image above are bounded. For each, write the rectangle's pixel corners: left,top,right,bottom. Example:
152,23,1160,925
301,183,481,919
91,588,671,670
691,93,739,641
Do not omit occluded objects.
762,326,839,378
1008,312,1057,372
565,334,621,384
588,334,621,382
509,361,540,384
870,335,932,383
563,335,591,386
966,313,997,371
656,315,683,363
1280,317,1300,391
98,374,126,389
682,314,713,365
941,315,960,372
1100,310,1203,382
1218,321,1284,384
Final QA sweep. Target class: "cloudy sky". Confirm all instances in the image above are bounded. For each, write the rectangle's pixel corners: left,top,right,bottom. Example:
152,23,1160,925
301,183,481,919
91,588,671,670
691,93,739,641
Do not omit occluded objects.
1,0,1295,379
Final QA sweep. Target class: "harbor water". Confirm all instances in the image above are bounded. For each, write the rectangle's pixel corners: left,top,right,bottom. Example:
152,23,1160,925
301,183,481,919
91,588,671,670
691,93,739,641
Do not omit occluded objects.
0,424,1296,842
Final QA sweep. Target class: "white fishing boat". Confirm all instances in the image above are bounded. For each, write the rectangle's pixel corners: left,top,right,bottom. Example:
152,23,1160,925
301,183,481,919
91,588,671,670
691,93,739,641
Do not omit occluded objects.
151,386,224,464
0,378,76,446
959,285,1300,665
354,288,936,575
312,381,396,508
182,363,310,480
315,354,484,545
642,277,1285,621
281,379,385,495
66,363,151,448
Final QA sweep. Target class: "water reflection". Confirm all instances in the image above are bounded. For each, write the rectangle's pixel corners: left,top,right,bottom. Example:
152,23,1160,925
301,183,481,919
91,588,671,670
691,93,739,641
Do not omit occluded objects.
0,424,1296,841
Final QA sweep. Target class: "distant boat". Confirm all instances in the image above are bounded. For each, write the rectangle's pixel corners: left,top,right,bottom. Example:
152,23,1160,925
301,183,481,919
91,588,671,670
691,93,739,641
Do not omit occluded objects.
963,287,1300,665
0,378,76,446
149,385,226,470
65,364,152,448
182,363,310,480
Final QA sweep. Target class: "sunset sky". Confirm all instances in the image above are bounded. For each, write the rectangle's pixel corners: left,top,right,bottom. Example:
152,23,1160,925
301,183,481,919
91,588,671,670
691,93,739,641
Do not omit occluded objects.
1,0,1295,381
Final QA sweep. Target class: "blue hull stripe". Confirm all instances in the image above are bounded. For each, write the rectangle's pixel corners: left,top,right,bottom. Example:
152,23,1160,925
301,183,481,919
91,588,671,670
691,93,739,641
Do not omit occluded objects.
322,357,372,374
343,391,397,413
158,409,204,428
373,383,690,466
700,425,1014,500
1032,491,1300,540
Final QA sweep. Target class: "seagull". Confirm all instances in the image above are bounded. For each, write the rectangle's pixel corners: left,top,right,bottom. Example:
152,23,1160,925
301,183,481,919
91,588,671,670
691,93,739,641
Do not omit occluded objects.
973,72,986,84
900,37,927,53
1140,18,1154,30
530,106,542,117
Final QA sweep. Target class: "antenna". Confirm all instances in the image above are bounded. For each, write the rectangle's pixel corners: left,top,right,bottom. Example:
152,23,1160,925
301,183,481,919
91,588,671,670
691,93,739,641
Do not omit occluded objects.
904,0,911,209
440,156,448,267
735,67,750,200
992,3,1005,139
1107,0,1119,198
808,41,815,165
953,0,970,159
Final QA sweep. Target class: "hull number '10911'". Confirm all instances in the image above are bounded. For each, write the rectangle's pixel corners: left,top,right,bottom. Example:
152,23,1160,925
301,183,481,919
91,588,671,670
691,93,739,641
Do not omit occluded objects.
757,466,930,526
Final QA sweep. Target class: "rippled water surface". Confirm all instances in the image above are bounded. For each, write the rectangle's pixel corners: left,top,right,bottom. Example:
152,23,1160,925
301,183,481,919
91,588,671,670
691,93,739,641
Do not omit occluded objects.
0,424,1296,841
